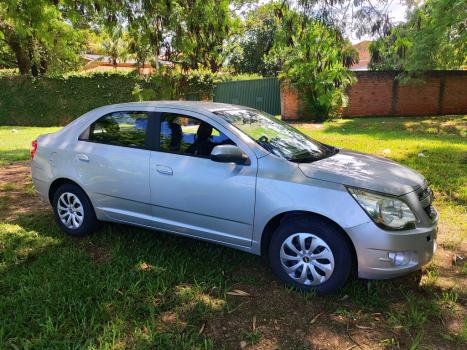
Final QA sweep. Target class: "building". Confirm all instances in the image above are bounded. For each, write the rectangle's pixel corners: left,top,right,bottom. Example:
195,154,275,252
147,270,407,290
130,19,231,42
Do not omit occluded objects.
81,54,172,75
350,41,371,71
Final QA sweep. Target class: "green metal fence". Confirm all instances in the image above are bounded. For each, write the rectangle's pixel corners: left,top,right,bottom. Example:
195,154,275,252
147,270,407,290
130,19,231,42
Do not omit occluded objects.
213,77,281,115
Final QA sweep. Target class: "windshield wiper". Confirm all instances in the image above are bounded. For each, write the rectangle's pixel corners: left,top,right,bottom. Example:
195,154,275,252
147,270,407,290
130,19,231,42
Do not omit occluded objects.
289,147,339,163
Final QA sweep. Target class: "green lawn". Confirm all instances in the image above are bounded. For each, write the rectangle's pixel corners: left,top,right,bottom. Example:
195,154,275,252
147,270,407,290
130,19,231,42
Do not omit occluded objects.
0,116,466,349
0,126,61,166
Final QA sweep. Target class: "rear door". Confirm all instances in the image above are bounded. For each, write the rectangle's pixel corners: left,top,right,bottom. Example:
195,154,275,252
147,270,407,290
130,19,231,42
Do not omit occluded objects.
148,109,257,247
75,110,156,226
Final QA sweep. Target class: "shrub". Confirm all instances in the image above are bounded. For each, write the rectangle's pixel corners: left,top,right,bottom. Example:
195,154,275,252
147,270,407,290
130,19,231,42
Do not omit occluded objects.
272,20,356,121
0,70,263,126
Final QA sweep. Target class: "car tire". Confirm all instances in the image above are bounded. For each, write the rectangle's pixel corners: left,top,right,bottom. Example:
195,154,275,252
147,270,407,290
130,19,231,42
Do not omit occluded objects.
268,216,353,295
52,183,99,237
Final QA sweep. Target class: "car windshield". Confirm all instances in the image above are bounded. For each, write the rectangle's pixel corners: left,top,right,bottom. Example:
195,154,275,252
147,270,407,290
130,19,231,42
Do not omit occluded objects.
213,109,338,162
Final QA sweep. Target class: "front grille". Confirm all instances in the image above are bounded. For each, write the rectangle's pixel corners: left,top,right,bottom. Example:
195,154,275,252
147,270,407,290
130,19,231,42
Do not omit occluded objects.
418,187,437,220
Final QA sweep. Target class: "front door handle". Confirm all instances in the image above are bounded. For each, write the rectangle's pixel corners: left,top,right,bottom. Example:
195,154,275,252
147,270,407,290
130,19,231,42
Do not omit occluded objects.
155,165,173,176
76,154,89,162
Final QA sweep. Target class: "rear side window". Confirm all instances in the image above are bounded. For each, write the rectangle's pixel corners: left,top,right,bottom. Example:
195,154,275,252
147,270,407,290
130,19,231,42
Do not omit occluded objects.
83,112,149,148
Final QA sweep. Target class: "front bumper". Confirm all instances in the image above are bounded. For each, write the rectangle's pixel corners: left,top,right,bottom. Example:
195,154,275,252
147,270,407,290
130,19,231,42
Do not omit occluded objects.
346,221,437,279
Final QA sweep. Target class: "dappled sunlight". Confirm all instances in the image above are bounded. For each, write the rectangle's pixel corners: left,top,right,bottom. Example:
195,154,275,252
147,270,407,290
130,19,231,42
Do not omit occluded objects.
0,117,466,349
298,118,466,210
403,116,467,138
135,261,166,274
316,116,466,140
0,222,62,270
157,311,187,333
175,284,226,311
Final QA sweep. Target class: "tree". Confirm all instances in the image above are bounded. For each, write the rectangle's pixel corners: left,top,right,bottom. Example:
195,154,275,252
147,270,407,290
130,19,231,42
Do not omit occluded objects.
165,0,240,72
267,7,357,120
296,0,403,38
99,27,129,68
369,0,467,71
368,26,410,70
0,35,16,68
0,0,87,76
230,2,284,76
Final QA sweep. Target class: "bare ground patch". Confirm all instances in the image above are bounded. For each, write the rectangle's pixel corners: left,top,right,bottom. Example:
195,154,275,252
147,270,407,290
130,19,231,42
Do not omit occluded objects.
205,261,466,349
1,161,465,349
0,161,48,221
0,162,114,265
204,229,466,349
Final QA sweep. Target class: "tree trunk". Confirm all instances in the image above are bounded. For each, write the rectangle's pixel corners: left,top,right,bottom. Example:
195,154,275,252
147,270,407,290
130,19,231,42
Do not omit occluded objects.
28,38,39,77
12,40,30,75
0,22,31,74
40,55,48,75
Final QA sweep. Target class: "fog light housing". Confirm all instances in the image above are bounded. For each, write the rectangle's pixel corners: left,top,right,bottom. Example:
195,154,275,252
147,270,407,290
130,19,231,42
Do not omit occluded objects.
388,251,412,266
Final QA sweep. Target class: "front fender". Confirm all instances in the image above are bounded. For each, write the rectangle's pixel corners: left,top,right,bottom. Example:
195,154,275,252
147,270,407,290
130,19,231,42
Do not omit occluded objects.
251,155,370,255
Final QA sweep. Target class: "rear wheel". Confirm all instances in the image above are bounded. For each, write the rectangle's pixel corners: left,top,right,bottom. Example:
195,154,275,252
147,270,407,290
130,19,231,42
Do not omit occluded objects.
52,183,98,236
268,216,353,295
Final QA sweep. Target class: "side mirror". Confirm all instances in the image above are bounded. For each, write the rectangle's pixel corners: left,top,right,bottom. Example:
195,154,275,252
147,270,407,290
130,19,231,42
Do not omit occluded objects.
210,145,249,165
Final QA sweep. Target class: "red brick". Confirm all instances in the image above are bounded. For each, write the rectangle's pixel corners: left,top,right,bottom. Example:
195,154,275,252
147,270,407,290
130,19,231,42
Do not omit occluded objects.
281,71,467,119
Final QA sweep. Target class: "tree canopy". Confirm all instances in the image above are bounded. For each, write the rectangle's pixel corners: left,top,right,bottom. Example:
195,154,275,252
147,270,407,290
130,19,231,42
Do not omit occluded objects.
1,0,415,76
0,0,87,75
369,0,467,71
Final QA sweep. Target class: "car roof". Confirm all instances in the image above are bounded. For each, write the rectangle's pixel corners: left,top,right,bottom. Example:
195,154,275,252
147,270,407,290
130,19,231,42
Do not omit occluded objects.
107,101,249,114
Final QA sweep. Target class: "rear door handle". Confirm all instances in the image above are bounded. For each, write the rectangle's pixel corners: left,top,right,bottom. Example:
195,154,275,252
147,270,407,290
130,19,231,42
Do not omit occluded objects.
155,165,173,175
76,154,89,162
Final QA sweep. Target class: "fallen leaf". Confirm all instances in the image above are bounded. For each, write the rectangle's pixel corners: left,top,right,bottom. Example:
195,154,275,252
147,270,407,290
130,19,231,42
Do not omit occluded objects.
356,324,373,330
310,312,324,324
226,289,250,297
198,322,205,335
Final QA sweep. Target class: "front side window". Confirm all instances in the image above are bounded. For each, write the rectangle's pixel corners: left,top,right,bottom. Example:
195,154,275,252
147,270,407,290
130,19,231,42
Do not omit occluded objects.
85,112,149,148
159,113,233,156
214,109,337,162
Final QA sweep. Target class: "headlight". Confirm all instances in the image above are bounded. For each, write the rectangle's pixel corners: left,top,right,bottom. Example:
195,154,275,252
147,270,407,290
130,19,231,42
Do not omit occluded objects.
348,187,417,230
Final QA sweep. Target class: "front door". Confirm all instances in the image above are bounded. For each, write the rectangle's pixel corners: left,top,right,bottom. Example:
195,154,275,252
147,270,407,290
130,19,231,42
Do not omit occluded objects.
148,110,257,247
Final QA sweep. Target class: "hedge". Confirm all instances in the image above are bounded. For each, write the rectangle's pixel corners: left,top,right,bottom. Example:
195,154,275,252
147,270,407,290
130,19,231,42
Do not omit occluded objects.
0,71,260,126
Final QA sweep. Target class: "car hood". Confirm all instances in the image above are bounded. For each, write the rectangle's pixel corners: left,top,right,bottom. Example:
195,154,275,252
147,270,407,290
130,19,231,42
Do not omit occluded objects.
299,149,426,196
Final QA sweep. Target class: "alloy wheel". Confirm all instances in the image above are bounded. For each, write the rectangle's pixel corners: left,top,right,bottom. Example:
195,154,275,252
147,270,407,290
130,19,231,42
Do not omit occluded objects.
57,192,84,229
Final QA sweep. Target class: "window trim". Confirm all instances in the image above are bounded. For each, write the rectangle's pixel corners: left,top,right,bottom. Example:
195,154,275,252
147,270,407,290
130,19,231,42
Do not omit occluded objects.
78,110,157,151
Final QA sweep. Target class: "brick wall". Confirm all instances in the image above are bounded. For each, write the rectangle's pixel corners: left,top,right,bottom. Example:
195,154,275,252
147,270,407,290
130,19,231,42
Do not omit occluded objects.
281,71,467,119
280,84,303,119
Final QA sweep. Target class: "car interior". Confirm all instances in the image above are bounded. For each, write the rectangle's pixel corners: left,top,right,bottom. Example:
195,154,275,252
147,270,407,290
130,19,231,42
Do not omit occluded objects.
160,113,234,156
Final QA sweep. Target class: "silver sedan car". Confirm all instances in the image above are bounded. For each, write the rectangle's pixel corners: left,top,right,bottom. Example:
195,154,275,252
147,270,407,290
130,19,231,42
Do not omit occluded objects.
31,101,438,294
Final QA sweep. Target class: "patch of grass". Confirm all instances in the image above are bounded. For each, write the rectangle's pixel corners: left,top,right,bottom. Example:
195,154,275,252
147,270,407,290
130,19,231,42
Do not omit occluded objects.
0,126,61,165
241,329,262,346
0,214,248,349
297,115,467,246
379,337,399,348
0,115,466,349
387,291,437,337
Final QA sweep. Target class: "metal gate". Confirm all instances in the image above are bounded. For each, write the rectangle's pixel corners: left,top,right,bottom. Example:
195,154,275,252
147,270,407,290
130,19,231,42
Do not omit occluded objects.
213,77,281,115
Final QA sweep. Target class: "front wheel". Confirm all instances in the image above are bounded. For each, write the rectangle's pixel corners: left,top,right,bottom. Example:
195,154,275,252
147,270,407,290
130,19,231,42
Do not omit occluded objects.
268,216,353,295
